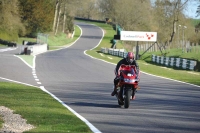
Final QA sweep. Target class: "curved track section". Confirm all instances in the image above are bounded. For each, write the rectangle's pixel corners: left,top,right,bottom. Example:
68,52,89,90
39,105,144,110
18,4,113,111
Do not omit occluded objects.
36,22,200,133
0,47,38,86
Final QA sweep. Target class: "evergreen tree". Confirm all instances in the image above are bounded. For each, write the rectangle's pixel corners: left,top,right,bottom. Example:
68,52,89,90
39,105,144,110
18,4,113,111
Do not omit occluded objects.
19,0,55,37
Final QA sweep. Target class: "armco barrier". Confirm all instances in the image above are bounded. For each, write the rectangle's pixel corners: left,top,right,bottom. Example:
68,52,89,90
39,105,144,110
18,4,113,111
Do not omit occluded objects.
152,55,197,70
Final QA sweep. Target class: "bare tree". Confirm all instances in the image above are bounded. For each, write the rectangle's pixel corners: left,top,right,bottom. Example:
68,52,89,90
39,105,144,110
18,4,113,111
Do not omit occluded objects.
197,5,200,17
53,0,59,32
63,1,67,33
152,0,189,49
169,0,189,43
55,0,62,35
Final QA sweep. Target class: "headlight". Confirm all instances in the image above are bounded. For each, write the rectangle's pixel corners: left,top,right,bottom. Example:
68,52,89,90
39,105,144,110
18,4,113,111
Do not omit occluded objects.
124,78,135,83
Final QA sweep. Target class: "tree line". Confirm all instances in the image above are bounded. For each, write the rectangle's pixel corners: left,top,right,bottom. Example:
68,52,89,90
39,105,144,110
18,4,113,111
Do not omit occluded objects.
0,0,75,41
0,0,200,47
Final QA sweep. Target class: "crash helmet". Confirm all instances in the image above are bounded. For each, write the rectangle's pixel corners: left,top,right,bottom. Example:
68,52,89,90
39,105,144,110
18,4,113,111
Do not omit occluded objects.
126,52,134,64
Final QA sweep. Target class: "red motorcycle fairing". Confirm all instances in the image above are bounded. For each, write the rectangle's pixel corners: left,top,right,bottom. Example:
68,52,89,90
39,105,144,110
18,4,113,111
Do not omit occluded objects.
115,64,140,108
117,64,139,88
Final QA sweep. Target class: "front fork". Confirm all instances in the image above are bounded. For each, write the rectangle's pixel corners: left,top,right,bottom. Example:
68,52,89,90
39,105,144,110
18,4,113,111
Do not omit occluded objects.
120,86,136,100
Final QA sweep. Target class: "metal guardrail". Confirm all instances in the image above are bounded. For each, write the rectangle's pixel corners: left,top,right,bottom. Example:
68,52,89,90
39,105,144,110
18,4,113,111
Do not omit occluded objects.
152,55,197,70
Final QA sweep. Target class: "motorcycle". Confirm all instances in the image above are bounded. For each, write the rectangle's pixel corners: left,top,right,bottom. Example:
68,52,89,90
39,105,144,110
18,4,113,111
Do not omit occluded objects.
115,64,140,108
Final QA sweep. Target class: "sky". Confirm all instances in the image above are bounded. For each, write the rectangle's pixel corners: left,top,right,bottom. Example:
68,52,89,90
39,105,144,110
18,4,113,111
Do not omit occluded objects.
184,0,199,19
150,0,200,19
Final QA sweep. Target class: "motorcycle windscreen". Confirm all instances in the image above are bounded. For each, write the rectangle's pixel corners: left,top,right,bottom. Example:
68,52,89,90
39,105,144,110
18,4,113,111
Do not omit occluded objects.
121,68,136,76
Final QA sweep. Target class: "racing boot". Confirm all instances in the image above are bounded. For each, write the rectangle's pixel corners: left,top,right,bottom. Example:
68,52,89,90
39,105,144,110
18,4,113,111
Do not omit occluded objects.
111,86,117,96
131,90,136,100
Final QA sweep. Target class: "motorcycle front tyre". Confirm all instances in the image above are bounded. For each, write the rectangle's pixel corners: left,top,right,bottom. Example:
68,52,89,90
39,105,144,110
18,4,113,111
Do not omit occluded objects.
124,89,132,108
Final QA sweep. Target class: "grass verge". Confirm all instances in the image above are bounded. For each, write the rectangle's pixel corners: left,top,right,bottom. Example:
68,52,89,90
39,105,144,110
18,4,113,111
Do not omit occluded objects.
0,117,3,129
0,82,92,133
17,55,34,67
139,48,200,62
47,25,81,50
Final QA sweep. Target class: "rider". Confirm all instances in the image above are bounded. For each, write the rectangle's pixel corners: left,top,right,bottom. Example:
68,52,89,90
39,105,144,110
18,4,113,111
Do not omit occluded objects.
111,52,139,96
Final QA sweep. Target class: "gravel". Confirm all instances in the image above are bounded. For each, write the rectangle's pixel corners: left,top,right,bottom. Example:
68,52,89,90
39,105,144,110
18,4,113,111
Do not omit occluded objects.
0,106,35,133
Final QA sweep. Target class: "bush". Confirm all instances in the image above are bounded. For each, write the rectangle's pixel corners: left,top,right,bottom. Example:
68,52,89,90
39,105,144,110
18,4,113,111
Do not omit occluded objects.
0,29,18,41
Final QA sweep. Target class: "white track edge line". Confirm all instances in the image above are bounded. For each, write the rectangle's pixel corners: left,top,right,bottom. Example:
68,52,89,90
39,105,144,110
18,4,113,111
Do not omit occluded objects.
0,77,38,88
40,86,102,133
14,55,33,69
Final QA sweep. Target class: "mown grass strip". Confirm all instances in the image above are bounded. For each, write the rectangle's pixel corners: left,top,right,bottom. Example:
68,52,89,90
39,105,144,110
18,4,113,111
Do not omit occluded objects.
0,82,92,133
16,55,34,67
48,25,81,50
0,117,3,129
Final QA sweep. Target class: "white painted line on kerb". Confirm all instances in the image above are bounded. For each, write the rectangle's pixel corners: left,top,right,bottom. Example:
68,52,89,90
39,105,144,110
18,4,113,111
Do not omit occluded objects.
142,63,149,65
40,86,102,133
14,55,33,69
33,55,36,69
0,77,38,88
107,56,113,59
99,53,104,57
187,72,200,75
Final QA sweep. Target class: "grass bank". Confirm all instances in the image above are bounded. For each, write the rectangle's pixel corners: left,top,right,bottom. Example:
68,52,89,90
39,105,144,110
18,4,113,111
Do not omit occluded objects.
47,25,81,50
0,117,3,129
139,48,200,62
0,82,92,133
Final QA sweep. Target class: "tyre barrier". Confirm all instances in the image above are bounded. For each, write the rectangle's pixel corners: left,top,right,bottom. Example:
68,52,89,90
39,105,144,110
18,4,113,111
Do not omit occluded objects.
152,55,197,71
101,47,127,58
100,48,197,71
0,39,17,47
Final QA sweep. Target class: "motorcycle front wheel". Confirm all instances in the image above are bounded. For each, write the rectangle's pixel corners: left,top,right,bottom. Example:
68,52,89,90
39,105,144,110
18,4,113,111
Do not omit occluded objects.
124,89,132,108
